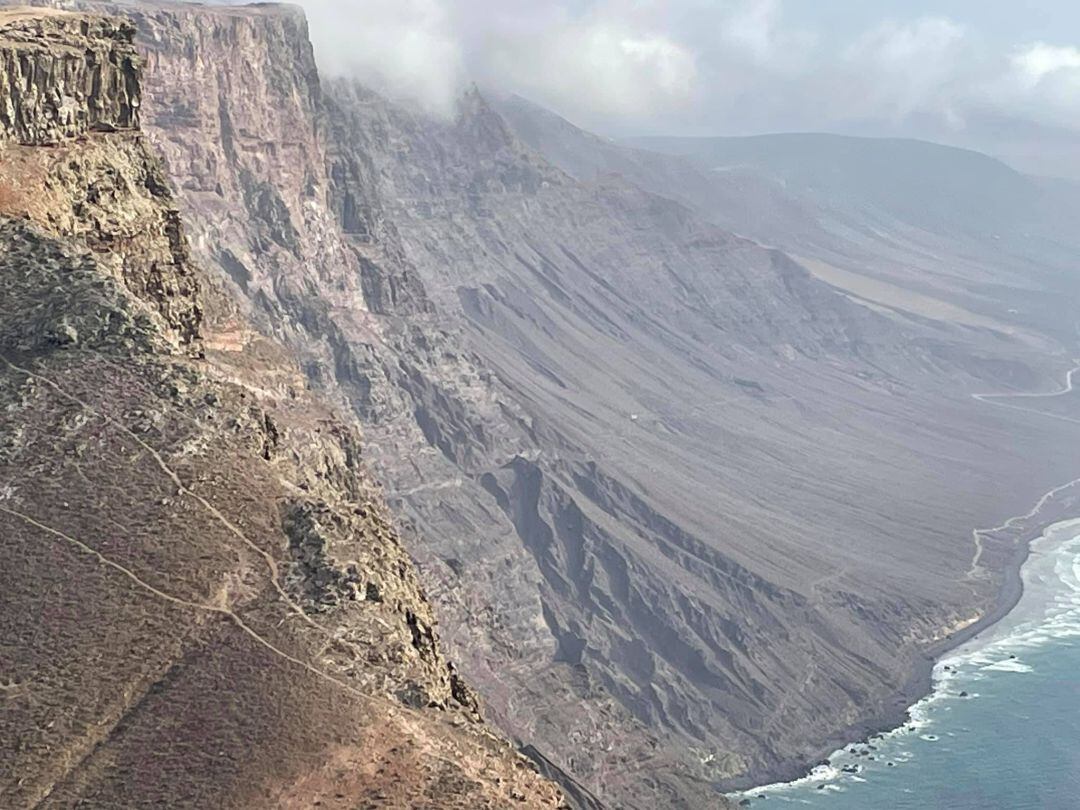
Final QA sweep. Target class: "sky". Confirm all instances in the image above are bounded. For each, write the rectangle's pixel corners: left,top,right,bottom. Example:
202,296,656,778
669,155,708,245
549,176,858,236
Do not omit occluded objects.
294,0,1080,174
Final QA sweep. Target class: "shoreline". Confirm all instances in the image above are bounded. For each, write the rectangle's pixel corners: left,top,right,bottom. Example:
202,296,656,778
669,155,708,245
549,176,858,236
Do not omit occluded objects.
721,505,1074,794
723,359,1080,795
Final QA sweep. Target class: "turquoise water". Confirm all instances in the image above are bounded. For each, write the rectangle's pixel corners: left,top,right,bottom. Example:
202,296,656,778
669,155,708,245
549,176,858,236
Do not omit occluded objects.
738,521,1080,810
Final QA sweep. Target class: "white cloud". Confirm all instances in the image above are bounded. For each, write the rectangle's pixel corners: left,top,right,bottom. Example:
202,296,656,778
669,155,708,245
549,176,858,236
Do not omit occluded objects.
721,0,782,61
483,17,697,120
301,0,465,115
718,0,813,69
1011,42,1080,85
289,0,1080,143
991,42,1080,129
841,17,968,123
298,0,696,120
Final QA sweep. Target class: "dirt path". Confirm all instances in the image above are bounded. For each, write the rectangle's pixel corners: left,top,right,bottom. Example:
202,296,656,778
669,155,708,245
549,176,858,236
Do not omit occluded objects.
966,361,1080,578
972,363,1080,427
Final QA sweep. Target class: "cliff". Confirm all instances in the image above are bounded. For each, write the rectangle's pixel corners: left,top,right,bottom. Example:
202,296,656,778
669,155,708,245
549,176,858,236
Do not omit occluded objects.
0,8,139,143
0,9,564,808
0,9,198,348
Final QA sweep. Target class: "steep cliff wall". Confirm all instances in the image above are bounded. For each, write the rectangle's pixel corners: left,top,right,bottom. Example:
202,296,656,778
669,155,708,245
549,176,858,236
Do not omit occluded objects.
93,7,713,804
0,10,565,808
0,9,198,347
0,8,139,143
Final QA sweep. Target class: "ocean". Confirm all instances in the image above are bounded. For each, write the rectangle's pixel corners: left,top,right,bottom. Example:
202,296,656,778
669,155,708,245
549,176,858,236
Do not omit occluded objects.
737,519,1080,810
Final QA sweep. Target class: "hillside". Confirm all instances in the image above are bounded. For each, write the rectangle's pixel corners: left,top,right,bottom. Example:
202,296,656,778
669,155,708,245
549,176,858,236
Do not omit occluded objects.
621,131,1080,348
321,77,1080,795
503,98,1080,360
631,133,1043,237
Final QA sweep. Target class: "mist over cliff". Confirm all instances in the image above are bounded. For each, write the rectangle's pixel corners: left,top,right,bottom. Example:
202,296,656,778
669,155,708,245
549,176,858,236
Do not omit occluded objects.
281,0,1080,177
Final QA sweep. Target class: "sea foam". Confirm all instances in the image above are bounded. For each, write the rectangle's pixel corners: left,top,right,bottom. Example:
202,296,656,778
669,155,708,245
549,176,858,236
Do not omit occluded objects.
736,519,1080,803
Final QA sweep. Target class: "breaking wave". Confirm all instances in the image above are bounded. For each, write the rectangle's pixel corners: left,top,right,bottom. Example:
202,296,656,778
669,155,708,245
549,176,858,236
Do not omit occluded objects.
737,518,1080,804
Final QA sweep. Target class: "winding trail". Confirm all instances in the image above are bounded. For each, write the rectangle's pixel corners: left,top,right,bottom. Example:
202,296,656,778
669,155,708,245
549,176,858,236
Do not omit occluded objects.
0,353,391,693
1,354,350,647
971,362,1080,427
0,346,506,802
966,361,1080,579
0,503,367,700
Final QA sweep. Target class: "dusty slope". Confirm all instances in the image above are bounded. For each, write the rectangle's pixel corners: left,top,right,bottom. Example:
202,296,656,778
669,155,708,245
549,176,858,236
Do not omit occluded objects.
21,2,1080,806
506,100,1080,352
324,79,1080,789
0,10,564,808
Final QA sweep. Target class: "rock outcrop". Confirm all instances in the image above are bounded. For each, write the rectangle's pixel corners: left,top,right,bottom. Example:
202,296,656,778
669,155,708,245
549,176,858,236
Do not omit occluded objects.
0,8,139,143
0,9,565,808
0,8,197,348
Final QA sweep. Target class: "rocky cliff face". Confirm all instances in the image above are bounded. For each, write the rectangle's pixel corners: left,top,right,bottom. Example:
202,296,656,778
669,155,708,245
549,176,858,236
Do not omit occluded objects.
23,3,1080,809
0,8,139,143
91,8,711,803
0,9,198,348
0,9,565,808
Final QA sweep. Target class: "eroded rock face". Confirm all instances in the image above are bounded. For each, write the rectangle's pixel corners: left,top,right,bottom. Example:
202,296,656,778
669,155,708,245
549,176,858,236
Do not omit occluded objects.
0,10,565,809
0,8,139,143
318,81,1080,803
0,9,199,349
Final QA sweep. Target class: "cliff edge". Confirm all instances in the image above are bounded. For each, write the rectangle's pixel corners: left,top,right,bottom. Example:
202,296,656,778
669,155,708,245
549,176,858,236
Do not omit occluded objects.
0,8,139,143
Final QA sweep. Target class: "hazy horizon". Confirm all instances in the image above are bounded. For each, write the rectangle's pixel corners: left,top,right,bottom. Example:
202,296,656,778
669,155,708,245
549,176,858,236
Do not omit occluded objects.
268,0,1080,178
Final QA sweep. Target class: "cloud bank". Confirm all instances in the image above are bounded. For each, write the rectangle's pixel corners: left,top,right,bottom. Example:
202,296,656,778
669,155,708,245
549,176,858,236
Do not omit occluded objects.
293,0,1080,159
